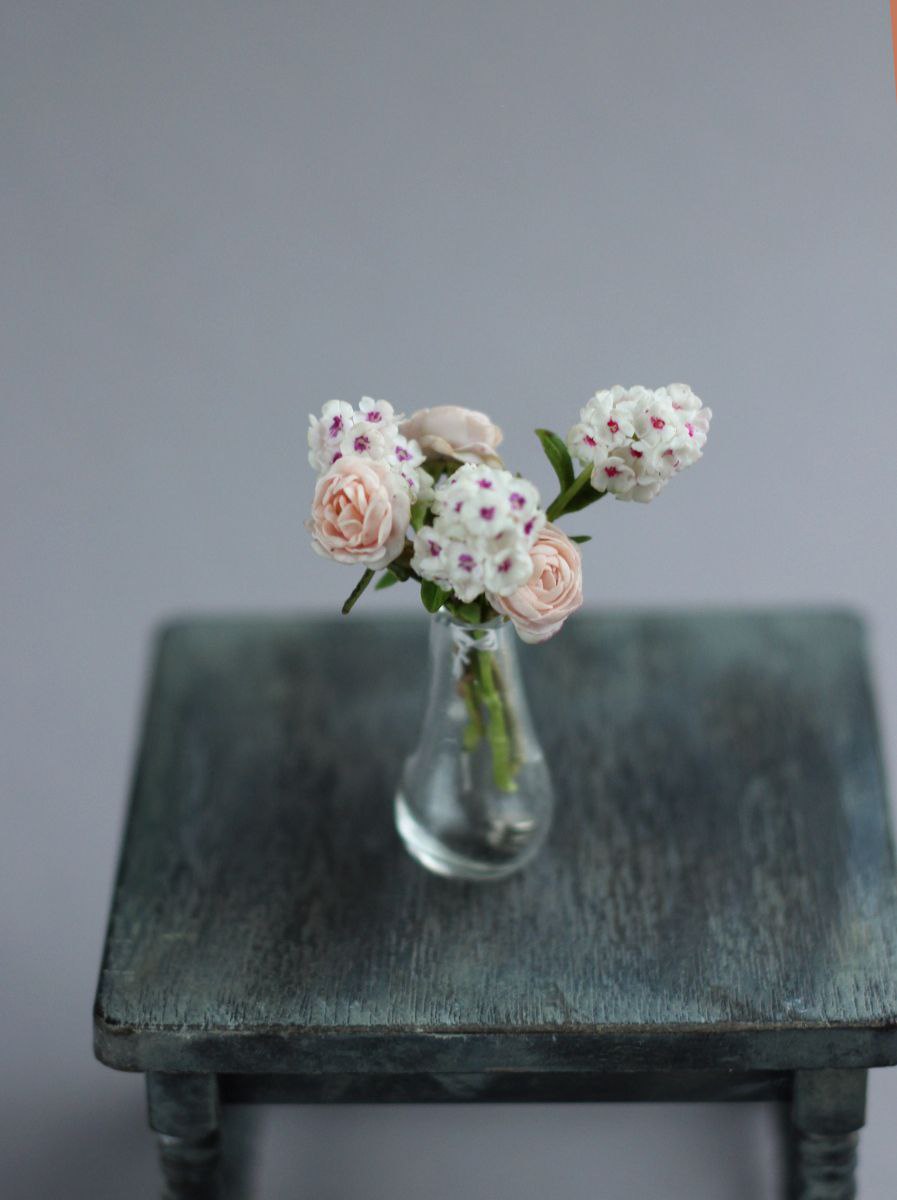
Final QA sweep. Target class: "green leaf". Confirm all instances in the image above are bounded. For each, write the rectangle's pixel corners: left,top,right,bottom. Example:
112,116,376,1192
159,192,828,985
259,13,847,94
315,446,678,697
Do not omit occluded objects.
569,534,592,544
375,570,401,590
410,501,429,532
535,428,575,493
420,580,451,613
562,485,605,515
341,569,375,615
454,601,483,625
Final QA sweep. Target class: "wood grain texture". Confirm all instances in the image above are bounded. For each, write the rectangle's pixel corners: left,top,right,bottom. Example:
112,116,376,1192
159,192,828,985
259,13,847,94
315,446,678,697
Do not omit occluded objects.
94,610,897,1075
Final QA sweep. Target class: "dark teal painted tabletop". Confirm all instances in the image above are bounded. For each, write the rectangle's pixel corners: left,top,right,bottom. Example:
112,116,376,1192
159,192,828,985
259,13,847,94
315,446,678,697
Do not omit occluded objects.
94,610,897,1076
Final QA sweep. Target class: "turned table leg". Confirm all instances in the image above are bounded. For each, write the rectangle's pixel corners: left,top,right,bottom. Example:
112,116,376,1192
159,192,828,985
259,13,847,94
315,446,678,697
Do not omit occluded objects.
789,1069,868,1200
147,1073,222,1200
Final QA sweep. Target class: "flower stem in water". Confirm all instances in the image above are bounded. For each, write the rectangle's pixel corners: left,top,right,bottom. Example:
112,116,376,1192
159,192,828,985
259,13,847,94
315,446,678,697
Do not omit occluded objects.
475,646,517,792
458,674,484,751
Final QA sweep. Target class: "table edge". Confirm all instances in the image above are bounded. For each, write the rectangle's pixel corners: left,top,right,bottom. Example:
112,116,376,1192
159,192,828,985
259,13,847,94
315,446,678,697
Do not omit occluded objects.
93,1008,897,1074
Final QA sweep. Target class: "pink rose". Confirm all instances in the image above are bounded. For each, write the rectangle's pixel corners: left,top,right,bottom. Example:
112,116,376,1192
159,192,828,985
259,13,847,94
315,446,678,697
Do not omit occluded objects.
488,524,583,644
400,406,503,465
308,455,410,568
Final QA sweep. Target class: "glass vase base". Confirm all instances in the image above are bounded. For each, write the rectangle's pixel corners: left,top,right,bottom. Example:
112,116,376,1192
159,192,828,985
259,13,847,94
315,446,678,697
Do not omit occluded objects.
394,792,548,882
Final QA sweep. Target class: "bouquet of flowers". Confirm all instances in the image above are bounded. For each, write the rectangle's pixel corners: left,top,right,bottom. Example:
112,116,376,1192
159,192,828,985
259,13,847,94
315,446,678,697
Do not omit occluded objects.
306,389,711,877
307,387,711,632
306,389,710,799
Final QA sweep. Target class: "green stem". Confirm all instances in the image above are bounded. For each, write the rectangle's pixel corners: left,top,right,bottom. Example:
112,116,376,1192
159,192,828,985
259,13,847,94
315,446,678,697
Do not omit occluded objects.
341,568,375,615
475,646,517,792
546,465,592,522
491,657,522,777
458,673,483,751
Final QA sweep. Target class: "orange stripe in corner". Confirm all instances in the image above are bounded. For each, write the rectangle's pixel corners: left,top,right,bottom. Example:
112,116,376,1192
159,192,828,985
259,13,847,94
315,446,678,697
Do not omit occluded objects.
892,0,897,102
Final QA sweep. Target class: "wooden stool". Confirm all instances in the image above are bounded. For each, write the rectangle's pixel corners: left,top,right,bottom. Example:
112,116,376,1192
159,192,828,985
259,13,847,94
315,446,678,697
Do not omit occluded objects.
93,611,897,1198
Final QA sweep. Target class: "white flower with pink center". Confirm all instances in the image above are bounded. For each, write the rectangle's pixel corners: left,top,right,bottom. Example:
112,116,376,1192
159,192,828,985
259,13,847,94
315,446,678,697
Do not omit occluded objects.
665,382,701,414
568,384,712,504
411,463,544,601
566,421,610,468
414,532,449,581
338,418,396,464
307,400,355,471
631,392,678,448
307,397,430,500
565,387,639,469
392,433,424,469
483,537,537,594
465,489,512,536
661,384,711,453
358,396,400,429
449,546,486,602
591,456,637,496
412,535,487,603
506,477,540,523
391,434,429,498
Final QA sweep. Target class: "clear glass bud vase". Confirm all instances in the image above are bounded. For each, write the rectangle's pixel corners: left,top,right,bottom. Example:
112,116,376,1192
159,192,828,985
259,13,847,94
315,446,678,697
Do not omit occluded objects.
395,609,555,881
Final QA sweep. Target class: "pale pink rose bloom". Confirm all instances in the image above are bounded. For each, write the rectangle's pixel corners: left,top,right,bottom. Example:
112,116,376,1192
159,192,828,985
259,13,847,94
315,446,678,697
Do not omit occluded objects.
488,524,583,644
308,455,410,569
399,406,503,465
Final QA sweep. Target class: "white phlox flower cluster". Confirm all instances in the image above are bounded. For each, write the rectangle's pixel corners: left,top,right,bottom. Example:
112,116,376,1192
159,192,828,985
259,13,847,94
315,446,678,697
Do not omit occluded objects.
308,398,430,500
567,384,712,502
411,464,544,603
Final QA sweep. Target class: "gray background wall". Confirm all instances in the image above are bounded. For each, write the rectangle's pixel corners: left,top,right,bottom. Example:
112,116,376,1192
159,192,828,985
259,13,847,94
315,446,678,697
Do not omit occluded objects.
2,2,896,1196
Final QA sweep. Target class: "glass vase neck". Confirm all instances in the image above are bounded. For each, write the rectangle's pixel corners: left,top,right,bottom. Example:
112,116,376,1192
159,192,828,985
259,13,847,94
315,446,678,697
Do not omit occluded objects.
436,608,506,633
